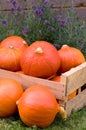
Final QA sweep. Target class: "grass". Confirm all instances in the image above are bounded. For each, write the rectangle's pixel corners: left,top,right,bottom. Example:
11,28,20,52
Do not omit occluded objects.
0,107,86,130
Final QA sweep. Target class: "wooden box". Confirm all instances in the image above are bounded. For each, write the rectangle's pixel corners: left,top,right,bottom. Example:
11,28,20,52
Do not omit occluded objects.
0,62,86,115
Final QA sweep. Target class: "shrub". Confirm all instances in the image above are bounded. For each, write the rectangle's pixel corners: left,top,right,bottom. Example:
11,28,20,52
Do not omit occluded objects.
0,0,86,56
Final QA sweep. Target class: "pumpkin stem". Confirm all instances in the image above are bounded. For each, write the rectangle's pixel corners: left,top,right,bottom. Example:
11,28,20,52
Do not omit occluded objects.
9,46,14,49
23,41,27,44
59,107,67,120
35,47,43,54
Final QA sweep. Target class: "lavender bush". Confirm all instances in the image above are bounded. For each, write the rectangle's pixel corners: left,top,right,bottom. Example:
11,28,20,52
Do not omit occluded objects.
0,0,86,56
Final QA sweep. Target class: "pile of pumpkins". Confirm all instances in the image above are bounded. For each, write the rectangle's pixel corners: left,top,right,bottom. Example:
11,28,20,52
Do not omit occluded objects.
0,35,85,128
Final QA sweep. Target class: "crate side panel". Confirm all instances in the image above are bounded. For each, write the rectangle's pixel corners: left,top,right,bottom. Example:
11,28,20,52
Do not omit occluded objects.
0,69,65,100
62,62,86,95
65,89,86,115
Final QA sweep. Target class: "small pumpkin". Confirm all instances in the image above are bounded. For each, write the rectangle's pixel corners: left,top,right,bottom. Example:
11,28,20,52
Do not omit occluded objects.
58,45,85,73
51,75,61,82
16,70,24,74
0,78,23,117
51,75,76,100
17,85,66,128
20,41,61,78
0,35,28,51
0,46,23,71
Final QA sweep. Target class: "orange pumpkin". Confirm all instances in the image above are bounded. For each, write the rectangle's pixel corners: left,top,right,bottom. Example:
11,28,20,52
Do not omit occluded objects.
0,46,23,71
0,78,23,117
0,35,28,51
51,75,61,82
17,85,66,128
20,41,61,78
16,70,24,74
58,45,85,73
51,75,76,100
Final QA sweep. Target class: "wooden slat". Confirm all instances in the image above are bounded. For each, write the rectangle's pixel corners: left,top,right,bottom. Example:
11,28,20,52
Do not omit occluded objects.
76,7,86,21
62,62,86,95
26,0,86,8
65,89,86,115
0,0,86,21
0,0,27,10
0,69,65,100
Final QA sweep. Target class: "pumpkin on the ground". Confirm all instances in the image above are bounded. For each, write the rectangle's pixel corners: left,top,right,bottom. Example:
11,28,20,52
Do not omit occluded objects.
17,85,66,128
0,78,23,117
20,41,61,78
0,46,23,71
58,45,85,73
0,35,28,51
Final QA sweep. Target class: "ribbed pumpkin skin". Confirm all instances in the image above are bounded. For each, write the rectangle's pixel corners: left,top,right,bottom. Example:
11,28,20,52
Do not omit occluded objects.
0,36,28,51
17,86,60,128
0,46,23,71
58,45,85,73
0,78,23,117
20,41,61,78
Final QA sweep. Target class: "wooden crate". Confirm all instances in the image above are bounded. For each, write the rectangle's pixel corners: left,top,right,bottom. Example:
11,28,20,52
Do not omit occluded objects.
0,62,86,115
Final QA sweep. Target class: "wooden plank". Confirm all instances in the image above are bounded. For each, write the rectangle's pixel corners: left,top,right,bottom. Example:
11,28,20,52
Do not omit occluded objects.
0,69,65,100
76,7,86,21
62,62,86,95
65,89,86,115
0,0,27,10
26,0,86,8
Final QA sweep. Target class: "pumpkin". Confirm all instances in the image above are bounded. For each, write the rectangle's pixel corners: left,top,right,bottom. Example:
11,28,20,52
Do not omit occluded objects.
0,78,23,117
51,75,76,100
16,70,24,74
58,45,85,73
0,46,23,71
0,35,28,51
17,85,67,128
51,75,61,82
20,41,61,78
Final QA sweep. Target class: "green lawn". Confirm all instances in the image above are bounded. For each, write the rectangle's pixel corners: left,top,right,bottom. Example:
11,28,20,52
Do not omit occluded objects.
0,107,86,130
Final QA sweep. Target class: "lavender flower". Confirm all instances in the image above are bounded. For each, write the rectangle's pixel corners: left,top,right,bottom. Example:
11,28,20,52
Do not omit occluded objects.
53,43,60,49
12,0,17,7
10,7,15,14
50,26,55,31
17,6,22,12
42,0,48,4
35,7,44,16
44,20,50,25
22,27,29,36
1,20,8,26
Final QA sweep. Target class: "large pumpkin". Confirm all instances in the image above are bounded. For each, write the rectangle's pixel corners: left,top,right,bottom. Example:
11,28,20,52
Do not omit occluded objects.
0,46,23,71
58,45,85,73
20,41,61,78
0,78,23,117
0,35,28,51
17,85,66,128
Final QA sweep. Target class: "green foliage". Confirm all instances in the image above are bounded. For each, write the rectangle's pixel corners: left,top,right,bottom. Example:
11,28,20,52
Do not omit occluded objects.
0,0,86,57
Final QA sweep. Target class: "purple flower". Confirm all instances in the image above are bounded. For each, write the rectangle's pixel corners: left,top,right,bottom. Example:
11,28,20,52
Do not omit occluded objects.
17,6,22,11
42,0,48,4
2,20,8,26
12,0,17,7
53,43,60,49
22,27,29,36
44,20,50,25
10,7,15,14
50,26,55,31
35,7,44,16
